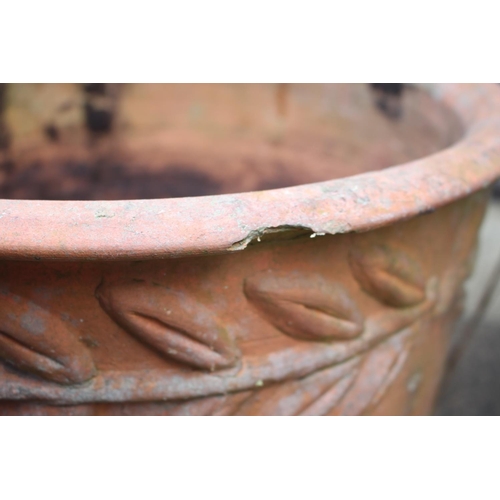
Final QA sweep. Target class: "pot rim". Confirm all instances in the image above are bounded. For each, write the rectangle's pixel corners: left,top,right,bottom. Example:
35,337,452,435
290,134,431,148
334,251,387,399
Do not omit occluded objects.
1,83,499,261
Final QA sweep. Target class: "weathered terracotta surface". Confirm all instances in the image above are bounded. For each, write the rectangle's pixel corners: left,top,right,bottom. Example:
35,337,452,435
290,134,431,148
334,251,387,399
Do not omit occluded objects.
0,83,498,415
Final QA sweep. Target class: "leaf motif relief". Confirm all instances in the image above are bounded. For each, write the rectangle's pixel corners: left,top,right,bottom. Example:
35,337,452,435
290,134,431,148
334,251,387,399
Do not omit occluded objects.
348,245,426,308
244,271,364,341
230,360,360,416
96,279,240,371
328,331,413,416
0,290,96,385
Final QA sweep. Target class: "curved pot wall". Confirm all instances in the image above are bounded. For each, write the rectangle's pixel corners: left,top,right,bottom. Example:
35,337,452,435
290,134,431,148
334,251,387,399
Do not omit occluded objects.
0,83,498,415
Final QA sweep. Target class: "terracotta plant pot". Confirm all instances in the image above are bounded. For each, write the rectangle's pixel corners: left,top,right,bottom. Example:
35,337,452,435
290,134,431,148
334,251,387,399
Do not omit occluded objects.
0,83,498,416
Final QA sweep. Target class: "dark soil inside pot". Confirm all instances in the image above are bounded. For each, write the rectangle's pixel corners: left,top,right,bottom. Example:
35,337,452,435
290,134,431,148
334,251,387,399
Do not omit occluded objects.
0,84,463,200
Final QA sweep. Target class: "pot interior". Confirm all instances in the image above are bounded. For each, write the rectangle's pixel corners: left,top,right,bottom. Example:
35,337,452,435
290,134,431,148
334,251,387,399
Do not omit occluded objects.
0,83,463,201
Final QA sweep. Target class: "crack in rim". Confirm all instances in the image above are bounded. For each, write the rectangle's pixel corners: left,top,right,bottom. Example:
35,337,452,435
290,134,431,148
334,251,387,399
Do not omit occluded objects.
0,85,497,260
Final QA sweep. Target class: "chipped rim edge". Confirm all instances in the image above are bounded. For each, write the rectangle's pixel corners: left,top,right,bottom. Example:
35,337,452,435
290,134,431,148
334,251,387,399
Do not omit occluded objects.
0,83,499,261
